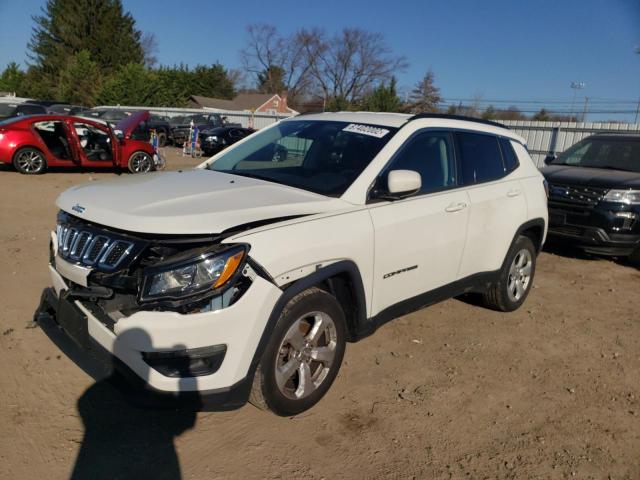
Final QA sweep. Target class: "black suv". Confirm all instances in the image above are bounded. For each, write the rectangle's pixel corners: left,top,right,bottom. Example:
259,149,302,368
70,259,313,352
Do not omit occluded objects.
541,133,640,263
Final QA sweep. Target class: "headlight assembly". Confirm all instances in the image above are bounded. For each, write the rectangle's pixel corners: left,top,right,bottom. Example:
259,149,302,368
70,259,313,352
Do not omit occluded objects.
141,246,246,301
205,135,218,142
603,189,640,205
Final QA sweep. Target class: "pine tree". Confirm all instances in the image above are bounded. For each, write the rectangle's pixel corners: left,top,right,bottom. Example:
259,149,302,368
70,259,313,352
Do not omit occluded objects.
361,77,402,112
27,0,143,97
257,65,287,94
407,70,442,113
97,63,156,106
56,51,101,105
0,63,27,95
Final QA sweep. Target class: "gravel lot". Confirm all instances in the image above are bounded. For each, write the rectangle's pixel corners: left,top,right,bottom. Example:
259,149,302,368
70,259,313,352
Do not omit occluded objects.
0,148,639,479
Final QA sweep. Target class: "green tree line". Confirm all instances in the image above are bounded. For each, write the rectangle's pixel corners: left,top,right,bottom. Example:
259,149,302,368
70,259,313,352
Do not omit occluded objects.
0,0,236,106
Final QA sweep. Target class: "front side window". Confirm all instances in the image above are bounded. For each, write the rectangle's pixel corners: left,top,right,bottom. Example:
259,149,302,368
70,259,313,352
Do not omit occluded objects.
380,131,456,194
457,132,505,184
209,120,397,197
552,138,640,173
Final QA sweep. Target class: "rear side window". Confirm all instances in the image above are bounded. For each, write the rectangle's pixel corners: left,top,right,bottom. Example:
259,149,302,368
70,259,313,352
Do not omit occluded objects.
499,138,519,173
457,132,504,184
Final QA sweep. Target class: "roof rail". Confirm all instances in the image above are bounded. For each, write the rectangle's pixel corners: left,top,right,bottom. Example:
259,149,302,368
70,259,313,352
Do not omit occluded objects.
408,113,508,129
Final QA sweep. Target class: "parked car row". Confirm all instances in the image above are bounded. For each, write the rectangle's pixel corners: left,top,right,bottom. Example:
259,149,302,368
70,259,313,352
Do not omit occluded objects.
0,101,89,120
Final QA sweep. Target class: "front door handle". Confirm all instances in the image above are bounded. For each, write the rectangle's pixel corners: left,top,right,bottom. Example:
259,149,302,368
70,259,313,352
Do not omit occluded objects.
507,188,522,197
445,202,467,213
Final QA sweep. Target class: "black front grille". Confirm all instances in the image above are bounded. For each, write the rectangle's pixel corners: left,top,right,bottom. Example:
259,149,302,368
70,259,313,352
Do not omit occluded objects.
548,183,609,207
549,225,583,237
56,222,141,271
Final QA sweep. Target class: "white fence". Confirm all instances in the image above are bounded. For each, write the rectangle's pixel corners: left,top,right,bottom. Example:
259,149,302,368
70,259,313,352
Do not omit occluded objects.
503,120,640,167
94,105,294,130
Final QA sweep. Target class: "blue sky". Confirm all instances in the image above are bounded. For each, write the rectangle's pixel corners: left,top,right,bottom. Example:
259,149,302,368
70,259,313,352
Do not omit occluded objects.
0,0,639,120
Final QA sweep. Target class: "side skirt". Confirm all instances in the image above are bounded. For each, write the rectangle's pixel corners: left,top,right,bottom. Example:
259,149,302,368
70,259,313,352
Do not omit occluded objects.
353,270,500,340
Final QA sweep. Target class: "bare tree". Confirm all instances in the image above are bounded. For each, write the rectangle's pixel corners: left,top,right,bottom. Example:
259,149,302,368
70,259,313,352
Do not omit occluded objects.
240,24,312,99
405,69,441,113
141,32,158,68
299,27,407,105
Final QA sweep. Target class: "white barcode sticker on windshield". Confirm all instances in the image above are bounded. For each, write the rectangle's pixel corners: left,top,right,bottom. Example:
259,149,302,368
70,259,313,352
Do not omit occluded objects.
342,123,390,138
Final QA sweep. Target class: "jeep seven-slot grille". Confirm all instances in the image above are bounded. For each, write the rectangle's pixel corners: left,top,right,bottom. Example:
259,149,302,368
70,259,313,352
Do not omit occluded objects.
56,224,135,271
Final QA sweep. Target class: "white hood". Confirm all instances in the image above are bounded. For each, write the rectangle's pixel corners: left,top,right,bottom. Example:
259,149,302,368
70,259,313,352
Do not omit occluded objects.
56,169,353,234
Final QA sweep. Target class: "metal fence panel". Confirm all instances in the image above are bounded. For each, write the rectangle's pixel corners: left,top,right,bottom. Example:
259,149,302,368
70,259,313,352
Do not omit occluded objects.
503,120,640,167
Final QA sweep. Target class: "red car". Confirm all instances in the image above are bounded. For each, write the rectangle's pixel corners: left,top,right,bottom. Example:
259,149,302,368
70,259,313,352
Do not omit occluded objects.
0,110,164,174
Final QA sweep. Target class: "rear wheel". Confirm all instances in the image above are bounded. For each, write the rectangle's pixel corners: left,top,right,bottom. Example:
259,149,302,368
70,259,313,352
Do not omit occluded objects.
13,148,47,174
157,132,167,147
483,235,537,312
249,287,347,416
127,151,153,173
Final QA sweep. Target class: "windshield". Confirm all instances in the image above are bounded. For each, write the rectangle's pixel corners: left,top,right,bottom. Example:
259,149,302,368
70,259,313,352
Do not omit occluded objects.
0,104,18,117
553,137,640,173
208,120,397,196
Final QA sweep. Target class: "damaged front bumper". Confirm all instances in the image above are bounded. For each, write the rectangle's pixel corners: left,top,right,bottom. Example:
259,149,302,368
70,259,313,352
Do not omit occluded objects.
36,262,282,410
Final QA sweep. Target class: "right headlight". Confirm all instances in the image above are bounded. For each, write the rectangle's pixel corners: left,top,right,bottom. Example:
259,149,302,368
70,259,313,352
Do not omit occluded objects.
141,246,246,301
602,189,640,205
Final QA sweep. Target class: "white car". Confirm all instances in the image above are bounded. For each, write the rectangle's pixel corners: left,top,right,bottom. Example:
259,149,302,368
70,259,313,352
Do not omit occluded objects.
37,112,548,416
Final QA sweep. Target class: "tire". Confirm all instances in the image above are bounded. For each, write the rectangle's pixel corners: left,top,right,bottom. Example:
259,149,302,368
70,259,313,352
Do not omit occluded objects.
13,147,47,174
157,132,167,147
127,151,154,173
628,245,640,267
249,287,347,416
483,235,537,312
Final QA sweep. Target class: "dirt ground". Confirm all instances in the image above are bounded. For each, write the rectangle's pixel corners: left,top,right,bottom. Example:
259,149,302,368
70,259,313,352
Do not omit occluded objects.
0,147,639,480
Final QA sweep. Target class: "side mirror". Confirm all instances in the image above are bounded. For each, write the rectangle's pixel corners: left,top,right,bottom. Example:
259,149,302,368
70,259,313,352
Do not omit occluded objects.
544,154,557,165
387,170,421,196
113,129,125,142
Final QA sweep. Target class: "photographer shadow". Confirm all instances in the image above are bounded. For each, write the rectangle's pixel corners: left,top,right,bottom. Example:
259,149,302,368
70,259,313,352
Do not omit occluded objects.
67,328,200,480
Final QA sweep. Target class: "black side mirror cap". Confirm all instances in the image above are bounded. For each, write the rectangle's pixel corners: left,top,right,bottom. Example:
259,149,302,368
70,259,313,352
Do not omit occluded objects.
544,154,557,165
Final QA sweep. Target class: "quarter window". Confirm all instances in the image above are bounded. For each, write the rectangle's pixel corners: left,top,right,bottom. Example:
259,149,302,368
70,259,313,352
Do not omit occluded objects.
499,138,519,173
457,132,505,184
384,132,456,194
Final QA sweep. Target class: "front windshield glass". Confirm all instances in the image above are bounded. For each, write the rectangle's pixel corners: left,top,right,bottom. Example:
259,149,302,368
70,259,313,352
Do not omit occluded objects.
208,120,397,196
553,137,640,173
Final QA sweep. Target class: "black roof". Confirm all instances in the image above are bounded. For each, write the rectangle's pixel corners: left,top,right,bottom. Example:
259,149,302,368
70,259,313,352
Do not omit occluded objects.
408,113,508,129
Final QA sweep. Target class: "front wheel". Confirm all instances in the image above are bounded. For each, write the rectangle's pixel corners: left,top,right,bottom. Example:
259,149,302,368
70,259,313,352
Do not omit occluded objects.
628,245,640,267
13,148,47,174
127,151,153,173
249,287,347,416
483,235,537,312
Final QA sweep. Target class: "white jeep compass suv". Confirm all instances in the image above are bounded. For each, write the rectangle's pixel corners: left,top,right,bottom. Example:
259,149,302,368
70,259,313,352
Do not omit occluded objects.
37,112,548,416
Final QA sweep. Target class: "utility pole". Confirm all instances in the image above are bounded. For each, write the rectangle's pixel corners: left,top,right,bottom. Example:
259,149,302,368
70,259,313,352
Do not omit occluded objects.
582,96,589,123
569,81,585,122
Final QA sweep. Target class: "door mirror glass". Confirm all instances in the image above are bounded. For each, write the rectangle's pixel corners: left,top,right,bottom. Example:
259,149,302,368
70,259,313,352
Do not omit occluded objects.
387,169,422,195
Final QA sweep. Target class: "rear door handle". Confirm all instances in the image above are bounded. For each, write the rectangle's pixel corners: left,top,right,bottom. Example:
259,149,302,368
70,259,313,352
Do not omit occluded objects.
507,188,522,197
445,202,467,213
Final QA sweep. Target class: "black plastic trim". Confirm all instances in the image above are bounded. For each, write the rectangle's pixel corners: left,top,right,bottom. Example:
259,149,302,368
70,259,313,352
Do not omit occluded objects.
408,113,508,129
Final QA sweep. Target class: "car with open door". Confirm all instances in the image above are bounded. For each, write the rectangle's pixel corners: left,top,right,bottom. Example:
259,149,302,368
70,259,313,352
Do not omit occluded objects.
0,110,163,174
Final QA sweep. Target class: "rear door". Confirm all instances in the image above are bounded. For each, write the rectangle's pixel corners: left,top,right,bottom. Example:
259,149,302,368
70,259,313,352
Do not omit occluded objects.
369,130,470,315
455,132,527,278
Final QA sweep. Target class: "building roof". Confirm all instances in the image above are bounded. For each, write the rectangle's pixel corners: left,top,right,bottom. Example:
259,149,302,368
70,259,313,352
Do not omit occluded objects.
189,93,278,111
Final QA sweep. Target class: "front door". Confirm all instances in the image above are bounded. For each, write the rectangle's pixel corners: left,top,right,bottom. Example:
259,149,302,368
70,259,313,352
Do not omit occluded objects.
68,121,117,167
369,131,470,316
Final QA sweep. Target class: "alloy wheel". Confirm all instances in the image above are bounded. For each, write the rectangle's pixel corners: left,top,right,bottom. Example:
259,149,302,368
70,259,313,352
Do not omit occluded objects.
129,152,153,173
507,249,533,302
16,150,44,173
274,311,338,400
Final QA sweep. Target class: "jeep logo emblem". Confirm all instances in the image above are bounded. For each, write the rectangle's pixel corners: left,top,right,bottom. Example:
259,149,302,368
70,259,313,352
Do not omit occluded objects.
72,204,86,214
